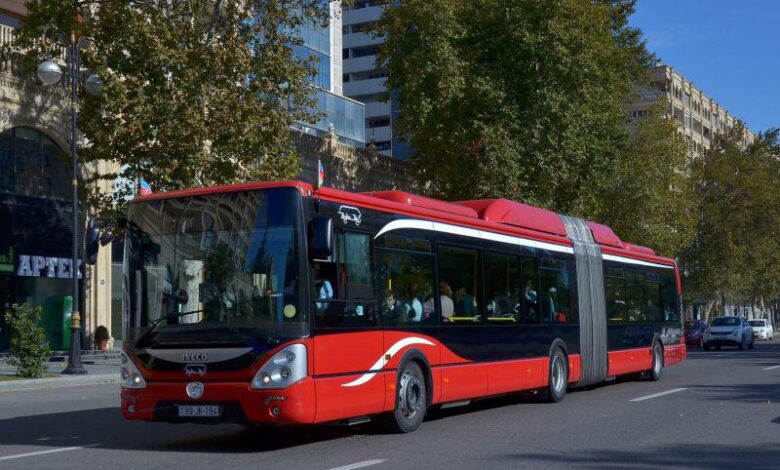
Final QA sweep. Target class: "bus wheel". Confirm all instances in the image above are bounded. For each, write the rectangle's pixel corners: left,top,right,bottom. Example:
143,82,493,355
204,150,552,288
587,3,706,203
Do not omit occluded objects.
545,348,568,403
381,361,427,433
650,342,664,381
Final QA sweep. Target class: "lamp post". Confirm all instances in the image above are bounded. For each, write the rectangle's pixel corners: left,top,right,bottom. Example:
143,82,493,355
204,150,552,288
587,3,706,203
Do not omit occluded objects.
37,28,102,375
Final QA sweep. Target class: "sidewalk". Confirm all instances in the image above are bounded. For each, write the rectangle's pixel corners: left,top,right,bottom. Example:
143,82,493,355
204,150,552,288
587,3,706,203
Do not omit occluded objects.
0,353,119,392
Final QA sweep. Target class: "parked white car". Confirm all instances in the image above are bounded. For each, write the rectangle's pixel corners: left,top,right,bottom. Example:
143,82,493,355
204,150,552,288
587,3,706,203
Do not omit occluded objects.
749,319,774,341
703,316,754,351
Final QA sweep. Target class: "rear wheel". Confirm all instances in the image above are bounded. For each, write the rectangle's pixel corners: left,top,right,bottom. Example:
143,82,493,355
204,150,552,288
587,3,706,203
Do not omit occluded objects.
738,336,746,350
649,342,664,381
748,337,755,350
380,361,427,433
545,348,568,402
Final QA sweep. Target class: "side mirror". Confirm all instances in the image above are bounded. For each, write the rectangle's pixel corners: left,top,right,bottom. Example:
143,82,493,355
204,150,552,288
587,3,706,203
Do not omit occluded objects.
85,218,100,265
309,216,334,260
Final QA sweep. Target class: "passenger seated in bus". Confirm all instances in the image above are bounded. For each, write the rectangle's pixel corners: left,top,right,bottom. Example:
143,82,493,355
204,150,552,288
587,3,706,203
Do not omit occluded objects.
556,311,567,323
382,289,405,321
454,287,477,316
439,281,454,321
541,287,557,322
313,262,334,312
488,290,515,318
404,283,424,322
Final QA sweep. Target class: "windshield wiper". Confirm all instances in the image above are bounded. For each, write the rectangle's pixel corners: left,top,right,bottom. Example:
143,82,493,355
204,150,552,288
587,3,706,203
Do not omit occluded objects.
135,309,206,347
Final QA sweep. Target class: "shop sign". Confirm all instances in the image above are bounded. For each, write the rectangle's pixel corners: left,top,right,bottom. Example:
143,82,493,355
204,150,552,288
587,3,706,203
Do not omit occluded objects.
16,254,82,279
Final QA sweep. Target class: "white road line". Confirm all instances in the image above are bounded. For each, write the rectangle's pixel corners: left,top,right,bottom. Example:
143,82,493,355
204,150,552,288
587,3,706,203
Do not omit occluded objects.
763,365,780,371
0,445,98,462
327,459,386,470
630,388,688,402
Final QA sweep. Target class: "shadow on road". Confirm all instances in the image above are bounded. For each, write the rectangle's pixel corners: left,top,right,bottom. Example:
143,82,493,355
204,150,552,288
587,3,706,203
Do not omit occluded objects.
499,444,780,469
0,407,373,453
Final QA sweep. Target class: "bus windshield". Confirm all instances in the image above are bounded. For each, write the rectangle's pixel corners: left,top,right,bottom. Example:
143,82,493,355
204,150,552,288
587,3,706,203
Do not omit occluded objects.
125,187,307,348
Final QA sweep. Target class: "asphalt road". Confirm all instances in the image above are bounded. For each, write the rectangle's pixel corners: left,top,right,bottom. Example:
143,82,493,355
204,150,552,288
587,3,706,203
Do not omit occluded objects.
1,341,779,470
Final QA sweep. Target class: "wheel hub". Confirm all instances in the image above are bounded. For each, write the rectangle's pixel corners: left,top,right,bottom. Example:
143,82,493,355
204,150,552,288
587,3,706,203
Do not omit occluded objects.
398,371,423,419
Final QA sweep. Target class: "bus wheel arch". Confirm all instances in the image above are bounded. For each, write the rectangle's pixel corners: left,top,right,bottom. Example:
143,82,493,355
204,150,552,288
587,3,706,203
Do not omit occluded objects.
378,349,431,433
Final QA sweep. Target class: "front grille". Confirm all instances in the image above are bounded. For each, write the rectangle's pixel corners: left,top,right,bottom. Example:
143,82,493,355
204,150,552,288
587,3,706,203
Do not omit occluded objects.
710,331,732,336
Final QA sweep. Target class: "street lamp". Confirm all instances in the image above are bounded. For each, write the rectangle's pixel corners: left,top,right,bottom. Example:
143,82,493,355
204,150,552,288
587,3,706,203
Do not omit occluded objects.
37,28,102,375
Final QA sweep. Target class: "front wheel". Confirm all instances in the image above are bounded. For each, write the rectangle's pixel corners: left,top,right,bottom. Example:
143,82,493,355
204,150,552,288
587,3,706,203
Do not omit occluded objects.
738,336,745,350
545,348,568,402
380,361,427,433
748,337,754,350
649,342,664,381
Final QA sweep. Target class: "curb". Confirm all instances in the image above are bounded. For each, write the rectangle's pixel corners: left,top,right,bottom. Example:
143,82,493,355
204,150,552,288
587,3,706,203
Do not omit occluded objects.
0,373,118,392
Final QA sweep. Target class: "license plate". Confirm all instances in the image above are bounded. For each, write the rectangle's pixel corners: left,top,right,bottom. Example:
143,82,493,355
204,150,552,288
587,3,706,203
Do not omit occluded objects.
177,405,221,417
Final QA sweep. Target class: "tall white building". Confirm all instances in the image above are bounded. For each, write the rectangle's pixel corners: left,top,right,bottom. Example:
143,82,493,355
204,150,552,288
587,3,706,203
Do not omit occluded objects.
342,1,412,159
628,65,755,154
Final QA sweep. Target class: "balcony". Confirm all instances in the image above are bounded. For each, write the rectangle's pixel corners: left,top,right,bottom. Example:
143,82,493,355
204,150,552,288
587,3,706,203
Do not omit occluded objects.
344,77,387,96
364,101,391,118
344,5,385,25
343,31,385,49
344,55,378,74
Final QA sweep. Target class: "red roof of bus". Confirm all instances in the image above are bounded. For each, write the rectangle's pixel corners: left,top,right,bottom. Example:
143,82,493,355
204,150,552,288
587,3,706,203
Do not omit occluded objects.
132,180,673,267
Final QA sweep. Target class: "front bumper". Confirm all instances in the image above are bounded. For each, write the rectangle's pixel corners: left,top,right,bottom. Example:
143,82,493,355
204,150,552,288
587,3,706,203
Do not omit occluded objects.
121,378,316,425
703,337,741,347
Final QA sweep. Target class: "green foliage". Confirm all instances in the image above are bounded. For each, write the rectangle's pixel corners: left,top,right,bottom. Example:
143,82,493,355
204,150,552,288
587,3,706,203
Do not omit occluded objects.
377,0,654,216
4,303,52,378
15,0,331,216
598,100,696,258
682,126,780,303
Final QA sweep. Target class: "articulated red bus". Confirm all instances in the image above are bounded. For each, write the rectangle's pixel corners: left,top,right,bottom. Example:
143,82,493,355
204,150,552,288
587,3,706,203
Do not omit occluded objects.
120,181,685,432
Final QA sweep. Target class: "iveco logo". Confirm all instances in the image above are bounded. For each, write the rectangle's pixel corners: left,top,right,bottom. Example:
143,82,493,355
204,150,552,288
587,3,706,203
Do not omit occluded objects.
186,382,204,400
182,352,208,362
183,364,207,377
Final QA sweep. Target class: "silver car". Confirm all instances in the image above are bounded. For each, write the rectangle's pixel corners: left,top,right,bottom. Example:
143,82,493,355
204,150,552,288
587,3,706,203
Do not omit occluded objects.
749,319,774,341
703,316,754,351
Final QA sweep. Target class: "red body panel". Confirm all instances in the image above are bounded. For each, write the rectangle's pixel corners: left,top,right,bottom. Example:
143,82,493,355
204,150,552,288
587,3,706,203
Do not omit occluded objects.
607,347,653,376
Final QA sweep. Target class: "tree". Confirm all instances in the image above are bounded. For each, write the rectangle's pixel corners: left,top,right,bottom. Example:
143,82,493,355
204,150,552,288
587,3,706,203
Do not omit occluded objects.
377,0,654,216
15,0,330,215
598,100,696,258
682,125,780,310
4,303,51,378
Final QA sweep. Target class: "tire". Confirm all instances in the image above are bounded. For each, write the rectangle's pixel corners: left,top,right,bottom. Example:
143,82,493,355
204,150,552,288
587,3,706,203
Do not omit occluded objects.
380,361,427,433
544,347,568,402
649,342,664,381
703,342,711,351
748,337,754,350
738,336,745,350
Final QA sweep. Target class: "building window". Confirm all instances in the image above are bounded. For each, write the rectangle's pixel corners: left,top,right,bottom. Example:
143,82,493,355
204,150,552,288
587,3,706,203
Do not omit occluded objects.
0,127,69,200
368,118,390,128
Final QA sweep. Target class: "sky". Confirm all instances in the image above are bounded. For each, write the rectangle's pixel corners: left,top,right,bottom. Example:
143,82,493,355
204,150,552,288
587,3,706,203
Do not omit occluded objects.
629,0,779,133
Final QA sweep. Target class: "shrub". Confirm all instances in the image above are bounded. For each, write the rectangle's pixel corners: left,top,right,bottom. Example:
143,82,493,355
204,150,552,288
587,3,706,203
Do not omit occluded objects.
4,303,51,378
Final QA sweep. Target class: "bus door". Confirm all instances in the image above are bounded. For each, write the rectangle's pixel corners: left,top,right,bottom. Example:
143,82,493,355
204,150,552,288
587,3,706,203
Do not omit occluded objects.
312,229,384,422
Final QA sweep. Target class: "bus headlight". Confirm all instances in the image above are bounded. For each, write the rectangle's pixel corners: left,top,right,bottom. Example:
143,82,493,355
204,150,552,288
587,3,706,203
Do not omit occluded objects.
251,344,307,390
120,352,147,389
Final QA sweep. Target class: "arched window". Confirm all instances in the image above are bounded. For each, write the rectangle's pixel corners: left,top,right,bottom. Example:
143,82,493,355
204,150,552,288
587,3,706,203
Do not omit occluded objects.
0,127,70,200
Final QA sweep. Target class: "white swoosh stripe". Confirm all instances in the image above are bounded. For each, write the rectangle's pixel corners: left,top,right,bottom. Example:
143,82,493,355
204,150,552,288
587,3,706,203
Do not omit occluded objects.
341,337,435,387
375,219,574,254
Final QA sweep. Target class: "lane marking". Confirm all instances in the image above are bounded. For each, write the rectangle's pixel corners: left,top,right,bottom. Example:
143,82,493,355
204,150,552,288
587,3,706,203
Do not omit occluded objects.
0,445,99,462
327,459,386,470
630,388,688,402
763,365,780,371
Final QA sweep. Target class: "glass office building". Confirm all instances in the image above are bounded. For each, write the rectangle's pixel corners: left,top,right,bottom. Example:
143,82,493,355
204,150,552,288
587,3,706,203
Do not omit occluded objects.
293,3,365,146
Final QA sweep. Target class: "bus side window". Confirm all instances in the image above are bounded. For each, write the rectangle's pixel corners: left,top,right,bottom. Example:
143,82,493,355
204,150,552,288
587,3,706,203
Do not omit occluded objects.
484,251,521,323
520,256,540,324
539,258,573,324
437,245,482,324
376,245,436,326
605,267,626,323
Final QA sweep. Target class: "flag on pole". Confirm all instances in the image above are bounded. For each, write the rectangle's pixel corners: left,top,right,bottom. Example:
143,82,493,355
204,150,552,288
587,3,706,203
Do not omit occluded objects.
139,178,153,196
317,159,325,190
